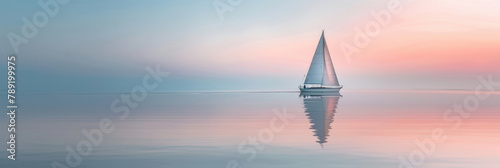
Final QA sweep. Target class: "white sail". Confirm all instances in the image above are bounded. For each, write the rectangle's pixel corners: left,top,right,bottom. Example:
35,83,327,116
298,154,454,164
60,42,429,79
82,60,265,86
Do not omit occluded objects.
304,31,340,86
304,32,325,84
322,39,340,86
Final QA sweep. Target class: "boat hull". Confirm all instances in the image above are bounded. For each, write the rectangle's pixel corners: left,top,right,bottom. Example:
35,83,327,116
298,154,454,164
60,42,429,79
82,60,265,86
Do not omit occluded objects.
300,87,342,93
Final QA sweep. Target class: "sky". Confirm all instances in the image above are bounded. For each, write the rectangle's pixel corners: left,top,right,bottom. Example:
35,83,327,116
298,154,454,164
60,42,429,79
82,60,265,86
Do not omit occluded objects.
1,0,499,93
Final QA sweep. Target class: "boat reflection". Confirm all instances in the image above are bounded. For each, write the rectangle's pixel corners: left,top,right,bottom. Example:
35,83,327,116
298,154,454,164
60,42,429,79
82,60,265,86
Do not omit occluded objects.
300,92,342,147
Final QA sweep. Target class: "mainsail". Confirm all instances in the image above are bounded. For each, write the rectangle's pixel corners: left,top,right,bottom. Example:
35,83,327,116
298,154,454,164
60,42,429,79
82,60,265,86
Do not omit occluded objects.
304,31,340,86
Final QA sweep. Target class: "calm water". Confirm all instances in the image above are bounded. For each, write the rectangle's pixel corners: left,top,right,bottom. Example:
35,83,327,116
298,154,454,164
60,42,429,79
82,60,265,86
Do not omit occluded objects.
2,90,500,168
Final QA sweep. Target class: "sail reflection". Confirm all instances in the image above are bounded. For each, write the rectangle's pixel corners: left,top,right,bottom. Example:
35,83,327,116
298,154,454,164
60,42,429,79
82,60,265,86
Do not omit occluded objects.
301,93,342,147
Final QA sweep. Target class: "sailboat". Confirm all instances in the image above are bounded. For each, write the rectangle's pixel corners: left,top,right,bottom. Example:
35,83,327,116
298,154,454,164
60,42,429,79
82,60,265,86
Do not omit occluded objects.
299,31,342,93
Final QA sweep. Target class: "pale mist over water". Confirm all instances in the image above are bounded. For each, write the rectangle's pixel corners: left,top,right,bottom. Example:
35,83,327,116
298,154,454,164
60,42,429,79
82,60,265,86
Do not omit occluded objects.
3,90,500,168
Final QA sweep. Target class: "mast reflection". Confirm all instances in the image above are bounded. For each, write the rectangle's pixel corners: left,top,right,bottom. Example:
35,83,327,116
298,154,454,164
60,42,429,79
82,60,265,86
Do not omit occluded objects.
300,92,342,147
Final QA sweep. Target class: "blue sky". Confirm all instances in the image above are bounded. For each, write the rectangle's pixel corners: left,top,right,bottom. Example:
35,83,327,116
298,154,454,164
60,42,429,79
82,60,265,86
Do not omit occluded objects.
1,0,499,93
